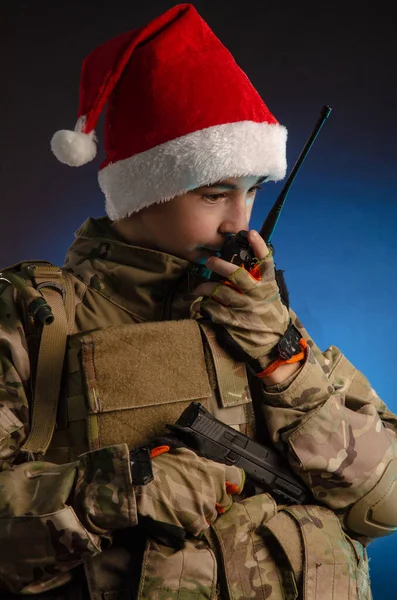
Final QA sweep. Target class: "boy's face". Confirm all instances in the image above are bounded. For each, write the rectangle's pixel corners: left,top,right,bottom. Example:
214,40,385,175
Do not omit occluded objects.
120,175,265,264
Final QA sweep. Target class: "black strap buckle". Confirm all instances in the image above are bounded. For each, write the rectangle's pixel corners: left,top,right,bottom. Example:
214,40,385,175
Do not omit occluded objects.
129,447,154,485
277,322,303,360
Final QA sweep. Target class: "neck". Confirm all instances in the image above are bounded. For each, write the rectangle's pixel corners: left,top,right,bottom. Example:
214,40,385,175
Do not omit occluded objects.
112,215,158,251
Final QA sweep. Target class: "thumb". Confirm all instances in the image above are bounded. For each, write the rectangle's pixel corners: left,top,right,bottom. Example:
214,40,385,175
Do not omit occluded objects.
215,466,245,513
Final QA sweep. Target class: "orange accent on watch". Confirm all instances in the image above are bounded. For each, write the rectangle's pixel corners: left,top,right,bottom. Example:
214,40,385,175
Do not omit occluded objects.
256,338,308,379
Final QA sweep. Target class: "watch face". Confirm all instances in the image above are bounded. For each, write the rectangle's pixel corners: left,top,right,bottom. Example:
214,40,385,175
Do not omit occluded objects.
278,323,303,360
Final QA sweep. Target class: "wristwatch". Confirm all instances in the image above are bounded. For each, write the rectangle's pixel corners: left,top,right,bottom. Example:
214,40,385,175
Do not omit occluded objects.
129,447,154,485
277,321,304,360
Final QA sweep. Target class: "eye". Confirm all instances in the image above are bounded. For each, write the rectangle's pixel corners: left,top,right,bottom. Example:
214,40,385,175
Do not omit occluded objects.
202,192,228,203
202,184,263,204
248,184,263,194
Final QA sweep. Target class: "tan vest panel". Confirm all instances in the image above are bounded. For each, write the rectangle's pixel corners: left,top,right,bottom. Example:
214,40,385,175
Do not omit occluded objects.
45,319,255,464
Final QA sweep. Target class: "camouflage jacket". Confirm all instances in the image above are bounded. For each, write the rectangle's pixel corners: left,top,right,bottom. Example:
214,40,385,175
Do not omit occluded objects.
1,216,396,599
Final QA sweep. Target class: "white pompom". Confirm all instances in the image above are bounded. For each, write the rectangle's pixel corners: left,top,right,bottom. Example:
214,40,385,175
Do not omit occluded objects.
51,125,97,167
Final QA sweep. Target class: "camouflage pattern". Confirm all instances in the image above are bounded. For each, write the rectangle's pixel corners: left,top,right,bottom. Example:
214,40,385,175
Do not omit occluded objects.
0,443,138,594
0,216,396,597
209,493,293,600
259,310,397,532
190,251,291,369
0,283,30,471
138,538,218,599
62,216,203,323
73,443,138,533
280,504,372,600
135,447,244,537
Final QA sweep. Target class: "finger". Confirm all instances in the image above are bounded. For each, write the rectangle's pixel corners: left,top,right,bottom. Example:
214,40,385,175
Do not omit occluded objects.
248,230,270,260
224,466,245,493
193,282,219,296
205,255,241,279
215,501,228,515
225,481,242,495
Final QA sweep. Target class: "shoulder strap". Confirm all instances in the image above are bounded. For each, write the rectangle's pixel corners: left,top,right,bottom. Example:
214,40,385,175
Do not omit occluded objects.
277,505,360,600
18,263,76,458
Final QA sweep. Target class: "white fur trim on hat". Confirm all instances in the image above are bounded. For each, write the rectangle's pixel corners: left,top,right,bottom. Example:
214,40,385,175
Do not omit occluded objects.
99,120,287,220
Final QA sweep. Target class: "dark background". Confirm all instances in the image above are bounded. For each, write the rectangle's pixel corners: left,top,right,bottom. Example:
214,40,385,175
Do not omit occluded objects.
2,2,397,597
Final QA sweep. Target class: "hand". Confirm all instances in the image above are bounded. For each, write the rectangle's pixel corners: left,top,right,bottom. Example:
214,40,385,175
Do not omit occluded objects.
135,446,244,546
191,230,290,372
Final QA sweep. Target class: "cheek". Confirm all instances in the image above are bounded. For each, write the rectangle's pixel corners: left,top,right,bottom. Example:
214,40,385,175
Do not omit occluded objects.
166,211,201,248
177,206,215,239
246,197,254,208
245,197,255,220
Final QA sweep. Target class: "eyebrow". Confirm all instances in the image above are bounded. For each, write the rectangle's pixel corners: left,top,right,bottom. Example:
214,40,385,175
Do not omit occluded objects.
199,176,267,190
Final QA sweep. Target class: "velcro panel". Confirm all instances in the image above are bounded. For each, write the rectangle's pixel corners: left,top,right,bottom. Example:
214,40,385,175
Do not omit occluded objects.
80,319,211,449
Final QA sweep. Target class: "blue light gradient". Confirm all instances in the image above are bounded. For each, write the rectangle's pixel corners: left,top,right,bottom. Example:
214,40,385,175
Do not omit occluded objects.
251,173,397,599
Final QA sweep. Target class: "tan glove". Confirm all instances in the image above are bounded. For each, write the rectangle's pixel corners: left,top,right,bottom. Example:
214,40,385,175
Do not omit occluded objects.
191,239,292,374
135,446,245,545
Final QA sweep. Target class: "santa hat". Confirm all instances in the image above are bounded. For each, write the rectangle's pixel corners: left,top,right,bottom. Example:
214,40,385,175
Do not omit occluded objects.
51,3,287,220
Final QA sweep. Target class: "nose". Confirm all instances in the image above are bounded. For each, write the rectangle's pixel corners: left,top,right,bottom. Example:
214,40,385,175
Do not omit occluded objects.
218,198,249,235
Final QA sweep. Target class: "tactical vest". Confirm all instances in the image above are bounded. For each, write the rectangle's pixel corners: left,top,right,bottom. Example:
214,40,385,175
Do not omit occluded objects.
3,262,371,600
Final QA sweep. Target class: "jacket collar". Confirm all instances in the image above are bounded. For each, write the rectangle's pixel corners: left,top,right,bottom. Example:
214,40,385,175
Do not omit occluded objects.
63,217,204,321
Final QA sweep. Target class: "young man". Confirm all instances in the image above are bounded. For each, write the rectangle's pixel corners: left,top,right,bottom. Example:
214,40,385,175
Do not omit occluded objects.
1,4,396,599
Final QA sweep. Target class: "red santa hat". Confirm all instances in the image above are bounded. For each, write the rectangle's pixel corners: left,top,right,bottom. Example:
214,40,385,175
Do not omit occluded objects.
51,3,287,220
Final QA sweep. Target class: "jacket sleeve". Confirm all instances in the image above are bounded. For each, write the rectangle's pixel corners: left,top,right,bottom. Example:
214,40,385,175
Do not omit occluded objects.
259,308,397,541
0,283,137,595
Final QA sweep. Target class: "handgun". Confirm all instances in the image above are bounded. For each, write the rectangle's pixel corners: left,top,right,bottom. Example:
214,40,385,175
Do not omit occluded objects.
167,401,311,505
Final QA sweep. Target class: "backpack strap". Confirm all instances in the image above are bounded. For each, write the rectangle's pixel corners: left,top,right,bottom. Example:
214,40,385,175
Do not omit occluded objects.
18,263,76,458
